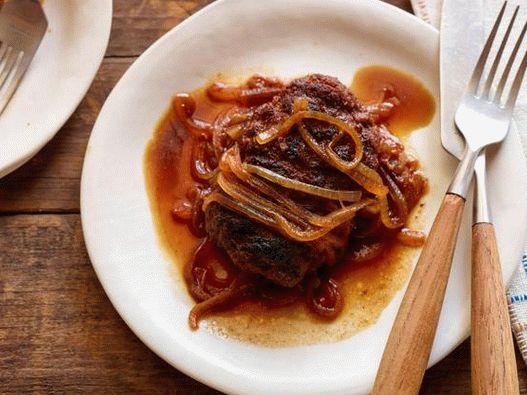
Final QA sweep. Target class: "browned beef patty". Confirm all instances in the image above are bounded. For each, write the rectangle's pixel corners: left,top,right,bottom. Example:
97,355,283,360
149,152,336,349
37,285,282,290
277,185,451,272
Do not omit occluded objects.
205,74,426,287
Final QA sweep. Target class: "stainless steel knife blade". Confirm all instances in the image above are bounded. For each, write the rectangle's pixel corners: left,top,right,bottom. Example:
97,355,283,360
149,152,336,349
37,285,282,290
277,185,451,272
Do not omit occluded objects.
440,0,485,159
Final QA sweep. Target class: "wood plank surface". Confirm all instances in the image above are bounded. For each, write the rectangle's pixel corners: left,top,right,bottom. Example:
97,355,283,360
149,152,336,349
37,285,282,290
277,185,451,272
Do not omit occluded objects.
1,0,526,394
0,215,220,394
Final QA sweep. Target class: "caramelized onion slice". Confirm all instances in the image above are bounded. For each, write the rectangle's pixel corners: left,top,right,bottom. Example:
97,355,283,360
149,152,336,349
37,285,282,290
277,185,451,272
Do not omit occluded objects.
172,94,212,137
211,175,371,242
377,168,408,229
378,195,404,229
171,199,193,221
217,172,308,228
205,189,323,242
191,137,218,181
185,239,237,302
207,82,281,106
306,276,343,319
203,191,278,229
225,124,246,140
222,144,373,230
348,239,386,263
207,83,240,101
256,111,364,169
221,144,251,181
397,228,426,247
298,123,388,196
325,131,362,170
274,200,374,240
228,112,252,125
241,170,374,228
243,163,362,202
315,199,375,228
349,164,389,196
366,102,396,122
188,279,252,330
276,216,333,241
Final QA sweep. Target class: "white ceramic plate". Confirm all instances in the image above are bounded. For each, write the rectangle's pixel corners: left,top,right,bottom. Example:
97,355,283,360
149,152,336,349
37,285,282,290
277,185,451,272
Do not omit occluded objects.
80,0,527,394
0,0,112,178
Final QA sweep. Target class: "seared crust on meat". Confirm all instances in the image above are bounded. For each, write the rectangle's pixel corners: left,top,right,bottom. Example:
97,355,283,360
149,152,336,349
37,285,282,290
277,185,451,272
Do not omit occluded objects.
205,74,426,287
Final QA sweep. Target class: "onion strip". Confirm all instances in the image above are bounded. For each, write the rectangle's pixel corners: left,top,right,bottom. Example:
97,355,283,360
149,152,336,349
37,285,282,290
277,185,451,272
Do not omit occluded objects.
213,170,375,240
396,228,426,247
191,138,218,181
203,191,277,229
298,123,388,196
223,145,374,228
256,110,364,172
207,82,282,105
193,89,408,241
188,279,252,330
377,168,408,229
325,132,361,171
276,217,334,242
217,172,308,227
243,163,362,202
378,195,403,229
172,94,212,138
349,164,389,196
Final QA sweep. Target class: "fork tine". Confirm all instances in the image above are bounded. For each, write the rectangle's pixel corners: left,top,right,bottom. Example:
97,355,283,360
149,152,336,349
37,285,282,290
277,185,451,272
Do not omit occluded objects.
0,46,12,76
0,48,18,90
468,1,508,95
482,6,519,99
0,50,25,115
0,43,7,66
505,46,527,111
496,18,527,104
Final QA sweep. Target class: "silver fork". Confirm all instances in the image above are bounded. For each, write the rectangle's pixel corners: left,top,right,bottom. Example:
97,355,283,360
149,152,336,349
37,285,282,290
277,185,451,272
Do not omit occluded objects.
373,4,527,394
0,0,47,116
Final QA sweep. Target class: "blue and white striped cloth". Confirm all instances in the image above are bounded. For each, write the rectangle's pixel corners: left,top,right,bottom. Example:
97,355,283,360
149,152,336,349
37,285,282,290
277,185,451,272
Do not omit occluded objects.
508,255,527,357
411,0,527,363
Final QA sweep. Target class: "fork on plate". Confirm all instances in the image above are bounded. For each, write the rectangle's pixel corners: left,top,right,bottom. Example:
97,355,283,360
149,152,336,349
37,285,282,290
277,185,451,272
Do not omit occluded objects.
0,0,47,115
373,4,527,394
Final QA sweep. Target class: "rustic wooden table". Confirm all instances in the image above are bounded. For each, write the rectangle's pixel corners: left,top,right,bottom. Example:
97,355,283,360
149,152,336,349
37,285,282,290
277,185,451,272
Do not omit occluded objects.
1,0,526,393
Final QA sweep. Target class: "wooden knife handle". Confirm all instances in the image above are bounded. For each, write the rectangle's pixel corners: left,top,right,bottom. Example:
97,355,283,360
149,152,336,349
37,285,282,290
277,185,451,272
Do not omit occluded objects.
471,222,519,395
372,193,465,395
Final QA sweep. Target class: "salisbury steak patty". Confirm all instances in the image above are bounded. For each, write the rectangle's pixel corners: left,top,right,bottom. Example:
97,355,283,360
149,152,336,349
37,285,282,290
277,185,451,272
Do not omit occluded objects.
205,74,426,287
205,204,315,287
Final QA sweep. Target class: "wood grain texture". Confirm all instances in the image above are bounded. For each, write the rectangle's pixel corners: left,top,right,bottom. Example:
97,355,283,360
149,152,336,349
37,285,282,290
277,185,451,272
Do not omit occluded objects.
109,0,215,57
1,0,527,393
472,223,519,395
4,215,526,394
0,215,220,394
373,194,466,395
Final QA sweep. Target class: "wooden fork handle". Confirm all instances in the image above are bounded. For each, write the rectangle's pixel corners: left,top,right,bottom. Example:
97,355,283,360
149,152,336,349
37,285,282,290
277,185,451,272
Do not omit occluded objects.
372,193,465,395
471,222,519,395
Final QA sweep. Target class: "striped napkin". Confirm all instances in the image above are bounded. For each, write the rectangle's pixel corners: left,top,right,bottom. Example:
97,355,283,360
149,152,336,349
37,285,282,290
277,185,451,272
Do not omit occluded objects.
410,0,527,363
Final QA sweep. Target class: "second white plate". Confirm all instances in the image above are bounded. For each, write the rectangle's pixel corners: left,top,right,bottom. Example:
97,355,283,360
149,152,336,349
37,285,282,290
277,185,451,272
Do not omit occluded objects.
0,0,112,178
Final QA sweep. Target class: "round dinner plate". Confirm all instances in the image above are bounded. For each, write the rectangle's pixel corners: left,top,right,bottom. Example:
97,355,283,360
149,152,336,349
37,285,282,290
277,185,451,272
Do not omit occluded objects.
0,0,112,178
81,0,527,394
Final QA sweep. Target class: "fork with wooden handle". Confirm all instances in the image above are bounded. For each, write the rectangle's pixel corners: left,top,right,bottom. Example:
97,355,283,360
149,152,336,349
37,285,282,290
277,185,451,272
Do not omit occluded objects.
471,152,519,395
372,4,527,394
0,0,47,115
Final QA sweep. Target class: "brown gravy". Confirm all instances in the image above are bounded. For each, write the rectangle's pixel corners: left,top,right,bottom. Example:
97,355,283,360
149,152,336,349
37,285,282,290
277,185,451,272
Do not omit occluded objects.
145,67,434,346
351,65,436,136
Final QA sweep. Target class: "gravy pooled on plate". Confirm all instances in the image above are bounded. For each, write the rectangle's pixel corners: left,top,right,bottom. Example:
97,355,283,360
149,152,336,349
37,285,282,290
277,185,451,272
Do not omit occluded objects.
145,66,435,346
